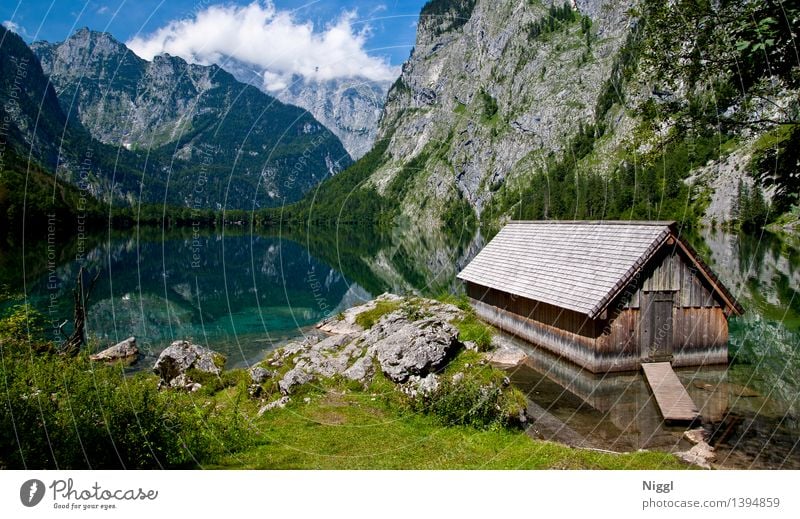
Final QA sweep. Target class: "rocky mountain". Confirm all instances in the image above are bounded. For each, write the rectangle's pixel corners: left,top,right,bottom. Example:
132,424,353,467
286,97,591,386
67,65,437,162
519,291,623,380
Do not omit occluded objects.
222,60,391,160
272,77,391,160
0,25,159,209
305,0,797,233
31,28,352,208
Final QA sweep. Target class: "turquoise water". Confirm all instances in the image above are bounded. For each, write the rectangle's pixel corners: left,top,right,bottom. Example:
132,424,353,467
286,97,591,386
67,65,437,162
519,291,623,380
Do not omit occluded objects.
6,232,369,368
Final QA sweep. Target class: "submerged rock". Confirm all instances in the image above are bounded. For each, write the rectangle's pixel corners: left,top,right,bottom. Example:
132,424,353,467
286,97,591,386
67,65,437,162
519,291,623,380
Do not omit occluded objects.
484,339,527,367
90,336,139,364
153,340,224,388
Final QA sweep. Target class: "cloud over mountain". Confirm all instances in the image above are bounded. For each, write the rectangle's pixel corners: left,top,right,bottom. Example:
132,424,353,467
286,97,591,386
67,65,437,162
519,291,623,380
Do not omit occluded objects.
126,0,398,91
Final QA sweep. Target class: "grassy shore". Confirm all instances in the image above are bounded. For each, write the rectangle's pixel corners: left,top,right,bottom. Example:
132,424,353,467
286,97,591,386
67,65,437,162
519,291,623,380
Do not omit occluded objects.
0,299,689,470
209,378,688,470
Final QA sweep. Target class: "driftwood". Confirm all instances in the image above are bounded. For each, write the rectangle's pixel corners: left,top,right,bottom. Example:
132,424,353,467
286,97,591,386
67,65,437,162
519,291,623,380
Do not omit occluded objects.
61,266,100,357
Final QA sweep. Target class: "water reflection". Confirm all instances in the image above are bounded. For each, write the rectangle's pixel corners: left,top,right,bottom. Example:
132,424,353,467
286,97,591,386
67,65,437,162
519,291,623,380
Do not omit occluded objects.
18,232,368,367
4,223,798,467
506,331,800,468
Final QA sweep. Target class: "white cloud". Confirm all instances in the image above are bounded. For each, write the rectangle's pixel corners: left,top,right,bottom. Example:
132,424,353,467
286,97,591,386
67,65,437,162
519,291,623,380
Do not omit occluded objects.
126,1,398,91
97,6,109,15
2,20,26,36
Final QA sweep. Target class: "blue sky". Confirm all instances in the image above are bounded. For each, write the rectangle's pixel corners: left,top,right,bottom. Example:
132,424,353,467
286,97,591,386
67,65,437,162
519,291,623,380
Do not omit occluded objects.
1,1,426,67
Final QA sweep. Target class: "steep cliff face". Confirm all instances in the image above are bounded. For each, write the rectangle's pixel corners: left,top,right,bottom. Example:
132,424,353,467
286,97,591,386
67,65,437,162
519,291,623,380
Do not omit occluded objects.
272,76,391,160
222,58,390,160
357,0,796,231
1,25,158,204
298,0,798,292
355,0,635,229
32,28,351,208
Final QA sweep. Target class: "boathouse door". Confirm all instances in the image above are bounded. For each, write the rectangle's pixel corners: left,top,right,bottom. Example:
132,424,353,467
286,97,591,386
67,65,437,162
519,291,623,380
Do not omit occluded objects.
640,290,674,362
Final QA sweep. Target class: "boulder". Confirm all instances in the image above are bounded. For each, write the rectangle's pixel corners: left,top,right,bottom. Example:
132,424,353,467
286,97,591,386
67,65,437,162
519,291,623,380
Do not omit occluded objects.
401,374,440,398
343,355,375,382
258,396,290,416
372,317,461,383
316,293,403,334
278,364,314,395
90,337,139,364
249,366,273,384
676,441,716,469
303,333,359,377
153,340,224,386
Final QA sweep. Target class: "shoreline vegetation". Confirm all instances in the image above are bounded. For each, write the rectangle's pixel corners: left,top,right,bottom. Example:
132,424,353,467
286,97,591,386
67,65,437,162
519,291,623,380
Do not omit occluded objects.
0,293,689,470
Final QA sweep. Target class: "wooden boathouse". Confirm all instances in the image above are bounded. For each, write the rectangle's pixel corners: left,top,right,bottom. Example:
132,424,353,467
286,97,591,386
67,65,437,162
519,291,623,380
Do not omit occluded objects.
457,221,743,373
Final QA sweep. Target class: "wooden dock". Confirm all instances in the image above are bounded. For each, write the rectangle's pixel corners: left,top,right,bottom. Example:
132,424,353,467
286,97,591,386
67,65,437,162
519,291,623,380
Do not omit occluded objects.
642,362,700,422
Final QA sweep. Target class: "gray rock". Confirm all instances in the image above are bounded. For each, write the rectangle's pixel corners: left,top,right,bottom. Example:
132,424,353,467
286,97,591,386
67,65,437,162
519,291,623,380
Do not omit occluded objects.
278,366,314,395
90,336,139,364
372,317,461,383
676,441,716,469
484,342,527,367
153,340,224,386
683,428,708,445
258,396,290,416
303,333,360,377
343,355,375,382
401,374,440,398
317,293,404,334
249,366,273,384
166,373,202,392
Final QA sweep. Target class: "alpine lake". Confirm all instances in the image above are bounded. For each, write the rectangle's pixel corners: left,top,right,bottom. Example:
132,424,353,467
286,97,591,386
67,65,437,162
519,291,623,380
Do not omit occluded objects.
2,224,798,469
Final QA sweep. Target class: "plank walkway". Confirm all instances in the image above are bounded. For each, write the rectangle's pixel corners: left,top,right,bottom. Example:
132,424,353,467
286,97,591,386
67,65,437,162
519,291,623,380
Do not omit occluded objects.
642,362,700,422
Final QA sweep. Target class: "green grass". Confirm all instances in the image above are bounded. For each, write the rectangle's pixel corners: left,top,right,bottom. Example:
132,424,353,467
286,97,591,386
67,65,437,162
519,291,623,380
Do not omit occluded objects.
354,300,403,329
453,314,495,351
210,381,688,469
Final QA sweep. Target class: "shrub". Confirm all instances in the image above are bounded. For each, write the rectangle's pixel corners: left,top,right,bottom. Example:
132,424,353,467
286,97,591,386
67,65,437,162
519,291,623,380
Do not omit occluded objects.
0,306,253,469
0,350,254,469
408,374,525,429
0,304,52,353
185,368,251,396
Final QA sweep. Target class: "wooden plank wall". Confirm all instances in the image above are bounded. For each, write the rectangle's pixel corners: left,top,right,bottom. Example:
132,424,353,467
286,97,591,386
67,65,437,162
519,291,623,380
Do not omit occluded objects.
471,299,640,372
465,243,730,372
466,283,601,338
624,249,720,309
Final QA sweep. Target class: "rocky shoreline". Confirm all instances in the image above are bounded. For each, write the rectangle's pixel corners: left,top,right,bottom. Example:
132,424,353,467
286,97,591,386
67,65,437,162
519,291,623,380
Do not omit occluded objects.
89,293,713,468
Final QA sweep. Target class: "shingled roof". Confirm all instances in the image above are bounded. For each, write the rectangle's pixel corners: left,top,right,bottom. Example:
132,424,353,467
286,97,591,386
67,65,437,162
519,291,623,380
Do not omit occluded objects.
457,221,742,318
